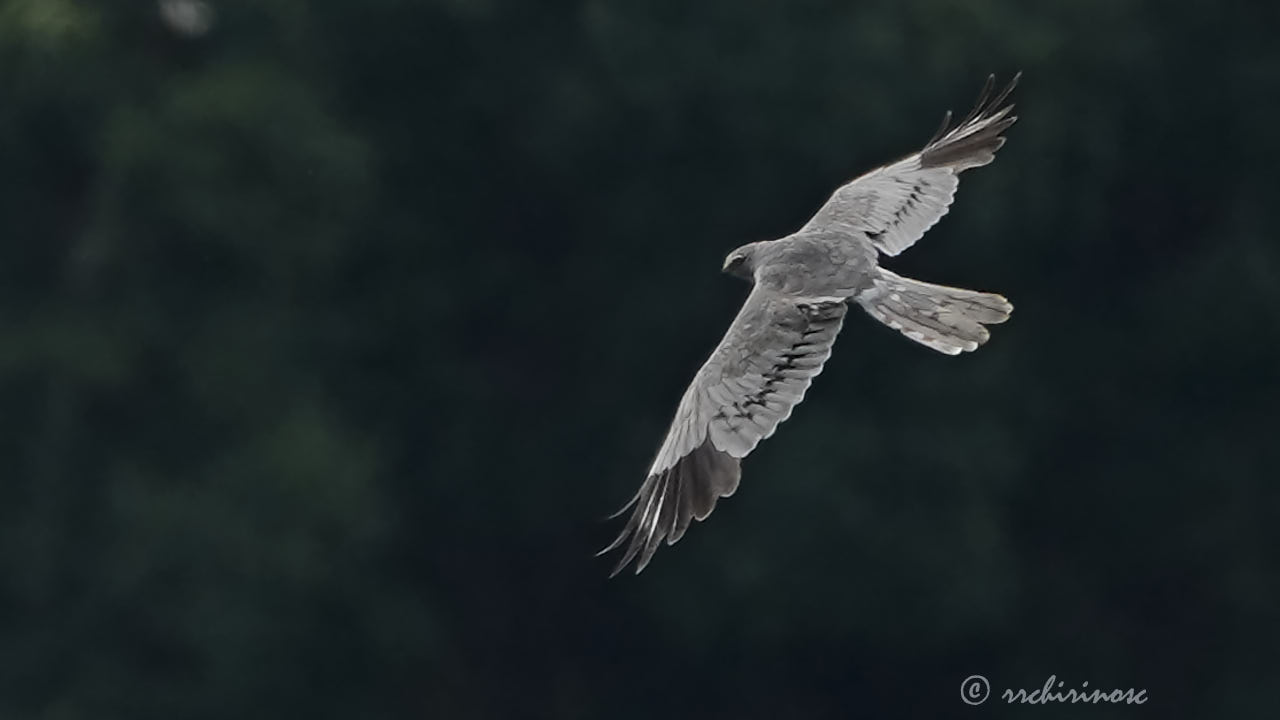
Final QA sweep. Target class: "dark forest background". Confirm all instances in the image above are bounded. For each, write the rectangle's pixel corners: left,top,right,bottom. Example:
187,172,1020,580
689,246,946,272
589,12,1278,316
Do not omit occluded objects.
3,1,1279,718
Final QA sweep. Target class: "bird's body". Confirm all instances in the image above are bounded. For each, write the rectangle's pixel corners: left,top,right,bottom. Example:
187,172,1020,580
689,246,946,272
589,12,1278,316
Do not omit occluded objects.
603,74,1022,576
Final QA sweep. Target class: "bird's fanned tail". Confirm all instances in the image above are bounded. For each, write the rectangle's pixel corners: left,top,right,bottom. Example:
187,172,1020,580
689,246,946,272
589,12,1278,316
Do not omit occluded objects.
856,268,1012,355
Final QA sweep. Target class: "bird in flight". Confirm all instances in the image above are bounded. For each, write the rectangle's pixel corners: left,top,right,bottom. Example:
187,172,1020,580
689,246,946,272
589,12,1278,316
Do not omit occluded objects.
601,74,1020,576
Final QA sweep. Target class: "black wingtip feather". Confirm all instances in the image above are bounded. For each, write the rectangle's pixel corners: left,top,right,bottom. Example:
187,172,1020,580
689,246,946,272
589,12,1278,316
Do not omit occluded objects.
600,440,741,577
959,74,997,126
920,73,1021,170
926,109,953,147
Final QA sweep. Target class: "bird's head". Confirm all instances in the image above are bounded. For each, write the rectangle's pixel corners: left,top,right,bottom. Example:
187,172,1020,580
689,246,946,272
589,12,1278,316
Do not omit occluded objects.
722,243,760,281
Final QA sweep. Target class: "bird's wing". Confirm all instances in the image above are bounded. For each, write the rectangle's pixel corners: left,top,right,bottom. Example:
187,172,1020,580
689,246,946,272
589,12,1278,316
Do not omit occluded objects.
799,73,1019,256
601,287,848,576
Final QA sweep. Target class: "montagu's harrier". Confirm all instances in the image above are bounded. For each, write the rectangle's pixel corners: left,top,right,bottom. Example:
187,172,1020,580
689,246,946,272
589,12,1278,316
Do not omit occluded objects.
602,74,1020,576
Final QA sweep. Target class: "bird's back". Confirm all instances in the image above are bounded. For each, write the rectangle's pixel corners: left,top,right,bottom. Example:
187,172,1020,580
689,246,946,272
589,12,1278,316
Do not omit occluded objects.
755,231,878,297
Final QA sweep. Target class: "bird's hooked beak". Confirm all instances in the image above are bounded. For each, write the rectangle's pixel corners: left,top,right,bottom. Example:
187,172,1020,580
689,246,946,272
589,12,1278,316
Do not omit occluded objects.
722,248,752,280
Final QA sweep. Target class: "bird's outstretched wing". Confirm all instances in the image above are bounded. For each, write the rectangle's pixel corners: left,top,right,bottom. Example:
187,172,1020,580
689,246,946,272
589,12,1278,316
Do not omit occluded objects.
799,73,1020,256
601,288,847,576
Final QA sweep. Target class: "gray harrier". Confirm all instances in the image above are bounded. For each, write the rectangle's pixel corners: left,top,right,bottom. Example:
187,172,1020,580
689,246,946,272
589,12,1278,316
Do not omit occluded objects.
602,74,1020,576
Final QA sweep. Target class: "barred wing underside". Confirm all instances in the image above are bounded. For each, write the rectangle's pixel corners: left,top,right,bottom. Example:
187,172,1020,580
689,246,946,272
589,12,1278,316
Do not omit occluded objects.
601,289,847,575
800,73,1019,256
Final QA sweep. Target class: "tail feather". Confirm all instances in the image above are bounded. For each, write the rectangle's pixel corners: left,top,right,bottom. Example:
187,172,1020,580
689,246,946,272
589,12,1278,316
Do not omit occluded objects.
856,268,1012,355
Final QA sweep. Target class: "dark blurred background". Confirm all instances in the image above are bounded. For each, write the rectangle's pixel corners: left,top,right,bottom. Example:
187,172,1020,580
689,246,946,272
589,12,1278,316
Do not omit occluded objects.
2,0,1278,718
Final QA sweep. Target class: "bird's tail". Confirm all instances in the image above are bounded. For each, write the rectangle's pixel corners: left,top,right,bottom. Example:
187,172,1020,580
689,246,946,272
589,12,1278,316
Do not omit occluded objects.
855,268,1012,355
